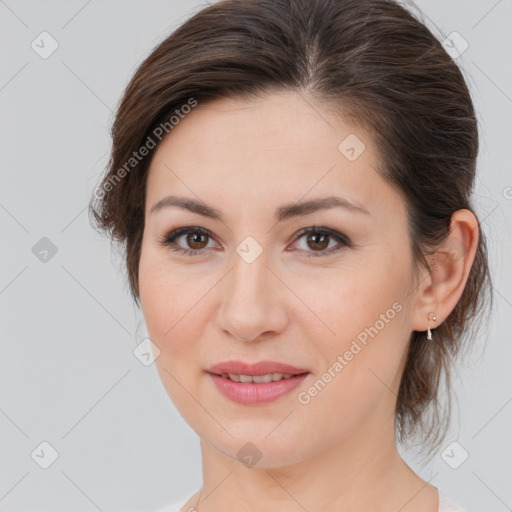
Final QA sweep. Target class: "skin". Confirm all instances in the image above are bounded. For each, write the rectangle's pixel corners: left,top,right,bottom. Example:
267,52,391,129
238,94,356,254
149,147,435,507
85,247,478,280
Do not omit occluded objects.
138,90,479,512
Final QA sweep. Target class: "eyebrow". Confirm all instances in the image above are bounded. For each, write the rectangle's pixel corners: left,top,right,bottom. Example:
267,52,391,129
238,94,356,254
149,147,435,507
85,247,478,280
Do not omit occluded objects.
150,194,370,222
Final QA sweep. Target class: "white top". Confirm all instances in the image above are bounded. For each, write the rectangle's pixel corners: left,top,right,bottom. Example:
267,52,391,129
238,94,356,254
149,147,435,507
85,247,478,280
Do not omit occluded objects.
438,489,468,512
157,487,467,512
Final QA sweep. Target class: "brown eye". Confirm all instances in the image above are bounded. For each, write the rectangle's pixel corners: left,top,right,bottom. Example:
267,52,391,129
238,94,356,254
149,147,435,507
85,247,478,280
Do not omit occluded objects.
159,226,216,256
291,226,351,258
305,232,330,251
186,232,209,250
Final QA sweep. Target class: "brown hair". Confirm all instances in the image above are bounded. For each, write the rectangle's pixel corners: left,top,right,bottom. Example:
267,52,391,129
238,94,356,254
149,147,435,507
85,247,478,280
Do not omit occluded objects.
89,0,493,459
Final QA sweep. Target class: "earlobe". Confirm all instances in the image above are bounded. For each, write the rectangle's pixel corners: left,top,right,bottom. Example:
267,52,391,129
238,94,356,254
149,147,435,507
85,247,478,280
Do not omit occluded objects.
412,208,479,335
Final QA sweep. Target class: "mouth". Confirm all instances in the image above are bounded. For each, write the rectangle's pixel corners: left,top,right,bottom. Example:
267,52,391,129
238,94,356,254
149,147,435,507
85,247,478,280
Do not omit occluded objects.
213,372,306,383
206,360,310,405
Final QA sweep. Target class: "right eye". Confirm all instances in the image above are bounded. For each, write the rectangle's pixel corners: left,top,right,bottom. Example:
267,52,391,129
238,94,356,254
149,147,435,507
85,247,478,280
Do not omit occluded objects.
158,226,218,256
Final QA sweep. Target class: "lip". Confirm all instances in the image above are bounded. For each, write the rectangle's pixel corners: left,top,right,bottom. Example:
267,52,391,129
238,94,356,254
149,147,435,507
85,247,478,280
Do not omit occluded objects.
206,360,310,405
208,372,309,405
207,360,309,376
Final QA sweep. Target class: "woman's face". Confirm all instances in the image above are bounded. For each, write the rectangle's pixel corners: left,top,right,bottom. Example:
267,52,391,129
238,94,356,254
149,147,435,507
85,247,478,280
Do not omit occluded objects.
139,91,419,467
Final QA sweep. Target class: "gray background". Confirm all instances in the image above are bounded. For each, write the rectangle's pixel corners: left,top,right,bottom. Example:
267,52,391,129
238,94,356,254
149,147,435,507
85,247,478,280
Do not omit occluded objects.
0,1,511,511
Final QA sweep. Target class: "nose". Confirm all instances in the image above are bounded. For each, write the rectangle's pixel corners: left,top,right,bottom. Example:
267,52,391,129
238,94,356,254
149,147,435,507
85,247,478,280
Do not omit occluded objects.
215,247,289,343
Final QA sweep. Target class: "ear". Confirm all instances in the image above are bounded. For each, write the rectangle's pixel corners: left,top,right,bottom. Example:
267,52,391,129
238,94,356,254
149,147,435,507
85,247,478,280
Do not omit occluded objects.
411,209,479,334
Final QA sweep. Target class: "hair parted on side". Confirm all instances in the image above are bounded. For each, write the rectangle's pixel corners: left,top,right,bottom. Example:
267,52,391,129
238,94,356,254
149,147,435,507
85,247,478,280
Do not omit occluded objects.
89,0,493,460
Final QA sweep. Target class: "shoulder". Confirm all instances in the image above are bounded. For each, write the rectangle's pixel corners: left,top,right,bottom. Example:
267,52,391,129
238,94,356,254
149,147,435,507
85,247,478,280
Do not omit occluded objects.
438,489,468,512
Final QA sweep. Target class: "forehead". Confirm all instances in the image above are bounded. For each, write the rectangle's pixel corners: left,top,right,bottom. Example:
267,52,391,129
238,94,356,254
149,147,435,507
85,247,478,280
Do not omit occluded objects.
145,91,405,221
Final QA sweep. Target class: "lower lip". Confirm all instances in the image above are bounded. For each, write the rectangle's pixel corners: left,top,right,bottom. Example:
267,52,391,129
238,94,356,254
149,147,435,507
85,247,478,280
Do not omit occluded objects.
208,372,309,405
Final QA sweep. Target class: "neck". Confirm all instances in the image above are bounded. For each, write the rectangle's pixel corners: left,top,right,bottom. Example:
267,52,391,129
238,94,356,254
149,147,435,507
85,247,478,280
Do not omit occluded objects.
189,411,438,512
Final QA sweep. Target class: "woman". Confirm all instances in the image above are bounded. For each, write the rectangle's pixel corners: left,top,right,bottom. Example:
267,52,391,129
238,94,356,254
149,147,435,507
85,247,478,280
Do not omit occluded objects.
89,0,492,510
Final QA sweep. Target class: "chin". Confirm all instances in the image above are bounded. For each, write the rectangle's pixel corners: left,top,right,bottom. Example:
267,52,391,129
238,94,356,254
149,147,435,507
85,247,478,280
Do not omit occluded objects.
196,422,316,468
219,437,310,469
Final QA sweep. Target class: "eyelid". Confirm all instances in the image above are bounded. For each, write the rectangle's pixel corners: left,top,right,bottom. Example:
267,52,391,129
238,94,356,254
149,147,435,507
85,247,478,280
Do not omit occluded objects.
291,225,351,245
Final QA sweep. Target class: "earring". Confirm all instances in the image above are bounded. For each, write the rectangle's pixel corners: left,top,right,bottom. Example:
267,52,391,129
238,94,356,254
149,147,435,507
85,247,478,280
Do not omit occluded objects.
427,313,437,340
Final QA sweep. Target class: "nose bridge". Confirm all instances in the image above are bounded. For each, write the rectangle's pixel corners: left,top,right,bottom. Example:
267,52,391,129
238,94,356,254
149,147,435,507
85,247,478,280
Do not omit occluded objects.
228,240,272,307
228,227,274,300
217,239,288,341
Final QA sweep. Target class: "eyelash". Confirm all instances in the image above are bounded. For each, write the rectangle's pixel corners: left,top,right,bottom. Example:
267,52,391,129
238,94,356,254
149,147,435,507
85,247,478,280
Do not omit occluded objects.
158,225,351,258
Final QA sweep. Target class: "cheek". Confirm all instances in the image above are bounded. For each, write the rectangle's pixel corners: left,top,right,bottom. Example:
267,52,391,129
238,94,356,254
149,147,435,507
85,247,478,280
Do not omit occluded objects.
302,256,410,388
294,272,408,440
304,257,406,338
139,257,209,414
138,249,211,361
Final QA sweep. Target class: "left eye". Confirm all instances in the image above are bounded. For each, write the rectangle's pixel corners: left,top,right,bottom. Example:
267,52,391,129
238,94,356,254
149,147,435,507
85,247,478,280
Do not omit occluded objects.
290,226,351,258
159,226,351,258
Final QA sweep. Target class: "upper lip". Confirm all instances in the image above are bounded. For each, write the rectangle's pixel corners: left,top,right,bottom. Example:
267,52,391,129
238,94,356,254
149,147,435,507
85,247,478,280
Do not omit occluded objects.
207,360,310,376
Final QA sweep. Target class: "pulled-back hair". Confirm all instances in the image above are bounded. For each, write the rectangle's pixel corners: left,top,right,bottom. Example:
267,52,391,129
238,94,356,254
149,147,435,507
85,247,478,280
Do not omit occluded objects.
89,0,493,459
